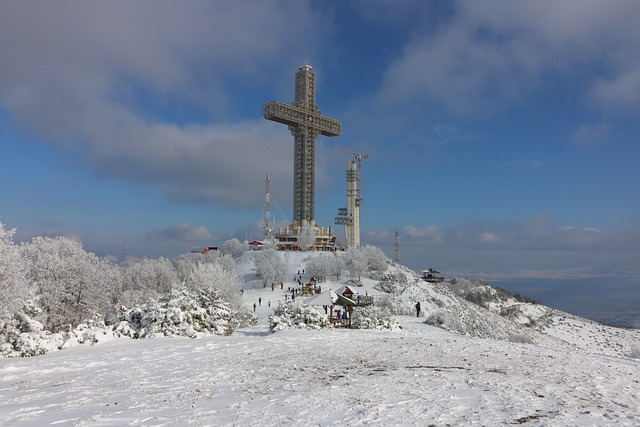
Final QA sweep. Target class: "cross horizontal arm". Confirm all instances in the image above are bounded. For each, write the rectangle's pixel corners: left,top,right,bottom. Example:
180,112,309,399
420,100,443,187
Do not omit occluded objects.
263,101,342,137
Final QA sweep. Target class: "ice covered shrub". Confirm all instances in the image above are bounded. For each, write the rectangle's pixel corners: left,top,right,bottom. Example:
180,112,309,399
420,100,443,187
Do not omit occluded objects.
269,301,330,332
114,287,239,339
352,306,400,330
375,294,413,316
508,333,535,344
424,310,467,334
0,311,50,357
375,270,409,295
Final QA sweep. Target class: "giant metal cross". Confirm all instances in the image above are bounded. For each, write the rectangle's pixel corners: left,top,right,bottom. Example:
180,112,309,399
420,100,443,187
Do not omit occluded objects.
263,64,342,227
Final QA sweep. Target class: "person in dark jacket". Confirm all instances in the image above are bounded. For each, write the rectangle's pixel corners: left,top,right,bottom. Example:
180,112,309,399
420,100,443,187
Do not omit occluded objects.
415,301,421,317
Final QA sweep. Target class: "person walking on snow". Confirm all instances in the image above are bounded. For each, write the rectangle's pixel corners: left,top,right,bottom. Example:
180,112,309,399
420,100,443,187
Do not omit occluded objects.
253,302,256,312
259,297,262,306
415,301,421,317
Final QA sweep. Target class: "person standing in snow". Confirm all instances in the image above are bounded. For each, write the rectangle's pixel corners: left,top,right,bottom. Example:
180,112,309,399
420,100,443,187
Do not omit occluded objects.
415,301,421,317
253,302,256,312
259,297,262,306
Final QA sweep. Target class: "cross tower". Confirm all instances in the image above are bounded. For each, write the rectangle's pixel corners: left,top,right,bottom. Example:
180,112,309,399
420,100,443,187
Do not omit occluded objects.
263,64,342,227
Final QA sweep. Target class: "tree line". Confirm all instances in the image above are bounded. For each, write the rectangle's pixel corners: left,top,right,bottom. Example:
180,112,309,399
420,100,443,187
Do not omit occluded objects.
0,222,245,333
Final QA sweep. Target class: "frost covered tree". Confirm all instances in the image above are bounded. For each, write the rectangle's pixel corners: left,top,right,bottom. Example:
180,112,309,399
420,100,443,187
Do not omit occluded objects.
121,257,178,306
331,254,345,281
362,245,389,274
343,246,367,279
305,253,334,283
0,222,28,317
297,224,316,251
223,238,247,258
172,252,220,283
185,263,243,312
22,236,120,331
255,249,287,287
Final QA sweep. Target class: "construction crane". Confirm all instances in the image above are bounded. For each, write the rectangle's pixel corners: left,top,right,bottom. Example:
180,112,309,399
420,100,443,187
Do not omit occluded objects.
335,147,368,196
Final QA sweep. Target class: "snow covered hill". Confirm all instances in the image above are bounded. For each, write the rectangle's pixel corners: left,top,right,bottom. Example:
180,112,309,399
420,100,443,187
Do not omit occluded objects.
1,249,639,425
237,250,640,359
1,317,639,426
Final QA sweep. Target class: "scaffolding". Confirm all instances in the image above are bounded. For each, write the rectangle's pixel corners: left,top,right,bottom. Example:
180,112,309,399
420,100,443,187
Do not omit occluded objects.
263,65,342,227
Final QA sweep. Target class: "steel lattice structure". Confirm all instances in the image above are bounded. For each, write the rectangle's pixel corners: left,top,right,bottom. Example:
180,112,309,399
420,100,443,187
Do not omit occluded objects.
263,64,342,226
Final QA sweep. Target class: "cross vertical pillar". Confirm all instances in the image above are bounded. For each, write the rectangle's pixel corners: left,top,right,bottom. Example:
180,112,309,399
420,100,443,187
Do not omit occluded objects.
263,64,342,227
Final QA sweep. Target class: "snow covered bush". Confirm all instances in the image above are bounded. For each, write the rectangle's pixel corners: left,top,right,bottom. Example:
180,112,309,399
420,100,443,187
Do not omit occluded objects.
508,333,535,344
424,310,467,335
352,306,401,330
1,310,123,358
269,301,330,332
114,287,239,339
375,294,414,316
0,310,49,357
375,270,410,295
444,278,505,309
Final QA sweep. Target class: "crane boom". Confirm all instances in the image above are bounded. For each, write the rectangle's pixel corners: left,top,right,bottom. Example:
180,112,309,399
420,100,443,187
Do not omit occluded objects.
334,147,368,195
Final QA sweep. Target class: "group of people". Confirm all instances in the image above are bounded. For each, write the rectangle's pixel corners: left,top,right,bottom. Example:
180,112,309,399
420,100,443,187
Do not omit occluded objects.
253,297,272,312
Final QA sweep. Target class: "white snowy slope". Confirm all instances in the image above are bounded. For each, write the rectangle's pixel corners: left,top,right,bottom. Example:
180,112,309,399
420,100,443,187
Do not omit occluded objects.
1,318,639,426
1,250,640,426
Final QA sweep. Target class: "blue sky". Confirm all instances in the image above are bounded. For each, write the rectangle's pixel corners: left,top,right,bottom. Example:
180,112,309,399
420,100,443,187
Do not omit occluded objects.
1,0,639,280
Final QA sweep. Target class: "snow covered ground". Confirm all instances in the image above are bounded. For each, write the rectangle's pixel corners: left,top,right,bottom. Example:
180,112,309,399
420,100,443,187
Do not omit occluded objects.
2,251,640,426
2,316,640,426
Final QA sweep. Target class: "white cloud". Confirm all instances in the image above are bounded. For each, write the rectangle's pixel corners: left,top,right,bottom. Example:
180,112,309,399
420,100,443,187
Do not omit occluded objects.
146,223,214,243
481,232,501,243
589,66,640,110
403,225,441,240
374,0,640,114
0,1,326,209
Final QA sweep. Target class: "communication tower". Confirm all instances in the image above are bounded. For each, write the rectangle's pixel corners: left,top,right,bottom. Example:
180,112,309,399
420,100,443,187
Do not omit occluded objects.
263,174,273,242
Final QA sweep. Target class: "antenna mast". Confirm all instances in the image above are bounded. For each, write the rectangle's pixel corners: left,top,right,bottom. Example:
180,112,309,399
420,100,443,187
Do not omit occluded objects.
395,230,400,264
263,174,273,241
